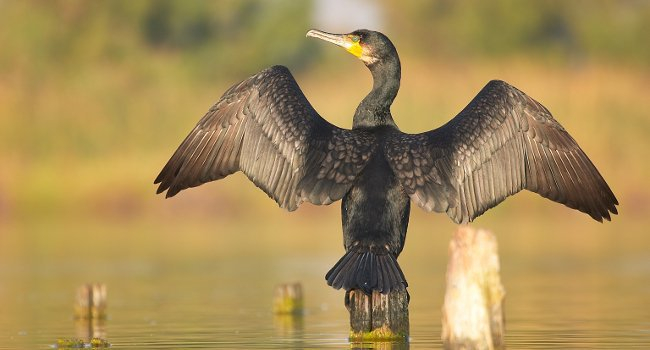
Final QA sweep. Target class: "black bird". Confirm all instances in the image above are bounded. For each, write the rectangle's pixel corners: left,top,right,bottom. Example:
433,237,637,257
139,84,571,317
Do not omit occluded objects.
154,29,618,294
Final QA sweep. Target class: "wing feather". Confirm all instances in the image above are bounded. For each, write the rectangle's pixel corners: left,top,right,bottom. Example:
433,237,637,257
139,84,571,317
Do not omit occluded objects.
155,66,375,210
386,80,618,223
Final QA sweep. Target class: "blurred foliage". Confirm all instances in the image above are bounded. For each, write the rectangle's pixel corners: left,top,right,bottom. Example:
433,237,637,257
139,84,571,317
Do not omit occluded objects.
0,0,647,226
0,0,313,79
1,1,649,83
0,0,313,162
389,0,650,65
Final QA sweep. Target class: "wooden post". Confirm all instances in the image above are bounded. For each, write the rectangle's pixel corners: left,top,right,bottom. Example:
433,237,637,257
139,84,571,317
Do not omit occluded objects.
74,283,107,320
347,289,409,342
272,283,305,336
441,226,505,350
71,283,108,346
273,282,304,315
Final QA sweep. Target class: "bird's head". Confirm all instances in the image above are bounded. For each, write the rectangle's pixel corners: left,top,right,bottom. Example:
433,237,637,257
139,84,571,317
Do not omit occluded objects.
306,29,396,66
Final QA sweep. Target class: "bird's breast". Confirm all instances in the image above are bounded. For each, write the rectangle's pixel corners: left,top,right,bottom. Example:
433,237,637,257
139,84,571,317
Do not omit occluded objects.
341,148,410,250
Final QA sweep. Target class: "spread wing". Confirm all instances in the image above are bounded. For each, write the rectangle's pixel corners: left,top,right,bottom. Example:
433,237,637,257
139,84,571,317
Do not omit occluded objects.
155,65,376,210
386,80,618,223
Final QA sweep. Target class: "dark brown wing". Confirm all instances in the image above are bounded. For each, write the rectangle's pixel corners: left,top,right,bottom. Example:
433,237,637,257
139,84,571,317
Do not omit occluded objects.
155,65,376,210
386,80,618,223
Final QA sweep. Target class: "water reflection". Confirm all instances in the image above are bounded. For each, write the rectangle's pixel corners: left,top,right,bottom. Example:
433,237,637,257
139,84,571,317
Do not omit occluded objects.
0,223,648,349
273,313,304,336
350,340,410,349
272,314,305,349
74,318,107,343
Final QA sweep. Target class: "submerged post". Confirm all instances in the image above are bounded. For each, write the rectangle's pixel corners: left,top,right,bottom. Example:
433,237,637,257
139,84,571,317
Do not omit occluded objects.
347,289,409,342
441,226,505,350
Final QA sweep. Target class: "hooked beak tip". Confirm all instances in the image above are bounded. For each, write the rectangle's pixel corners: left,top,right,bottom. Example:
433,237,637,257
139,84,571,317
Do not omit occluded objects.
305,29,349,48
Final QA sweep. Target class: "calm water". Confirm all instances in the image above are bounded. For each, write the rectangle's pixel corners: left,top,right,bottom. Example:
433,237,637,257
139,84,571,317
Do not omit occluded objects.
1,212,649,349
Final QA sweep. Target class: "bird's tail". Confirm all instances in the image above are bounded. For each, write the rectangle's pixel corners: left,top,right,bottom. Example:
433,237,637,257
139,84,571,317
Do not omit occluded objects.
325,243,407,294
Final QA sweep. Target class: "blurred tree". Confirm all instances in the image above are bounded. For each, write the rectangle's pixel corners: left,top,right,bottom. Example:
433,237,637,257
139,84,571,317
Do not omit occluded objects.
0,0,648,161
0,0,313,81
385,0,650,65
0,0,314,160
0,0,646,223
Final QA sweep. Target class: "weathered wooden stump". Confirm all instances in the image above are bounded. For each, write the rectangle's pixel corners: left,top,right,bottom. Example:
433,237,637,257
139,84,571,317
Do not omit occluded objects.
72,283,107,343
441,226,505,350
272,282,305,336
74,283,107,320
347,289,409,342
273,282,304,315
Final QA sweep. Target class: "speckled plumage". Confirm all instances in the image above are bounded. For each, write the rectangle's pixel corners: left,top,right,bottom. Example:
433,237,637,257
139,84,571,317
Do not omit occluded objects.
385,80,618,224
155,65,376,210
155,29,617,294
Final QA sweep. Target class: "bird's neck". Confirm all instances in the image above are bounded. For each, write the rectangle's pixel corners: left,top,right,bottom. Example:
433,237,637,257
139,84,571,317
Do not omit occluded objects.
353,56,401,129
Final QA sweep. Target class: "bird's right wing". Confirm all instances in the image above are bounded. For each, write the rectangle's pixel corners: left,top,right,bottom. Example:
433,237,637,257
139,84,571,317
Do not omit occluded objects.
386,80,618,223
155,65,376,211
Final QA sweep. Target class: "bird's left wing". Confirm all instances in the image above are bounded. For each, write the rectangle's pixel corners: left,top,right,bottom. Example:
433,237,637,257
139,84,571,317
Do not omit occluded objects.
155,65,375,210
386,80,618,224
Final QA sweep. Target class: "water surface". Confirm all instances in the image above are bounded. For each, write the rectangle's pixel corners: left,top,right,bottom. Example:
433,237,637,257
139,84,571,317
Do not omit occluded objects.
1,210,648,349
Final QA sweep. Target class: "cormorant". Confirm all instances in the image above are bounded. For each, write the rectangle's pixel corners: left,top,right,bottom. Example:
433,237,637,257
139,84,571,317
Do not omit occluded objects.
154,29,618,294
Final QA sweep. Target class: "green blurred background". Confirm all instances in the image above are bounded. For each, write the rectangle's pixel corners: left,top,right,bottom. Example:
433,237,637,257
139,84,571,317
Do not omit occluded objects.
0,0,648,333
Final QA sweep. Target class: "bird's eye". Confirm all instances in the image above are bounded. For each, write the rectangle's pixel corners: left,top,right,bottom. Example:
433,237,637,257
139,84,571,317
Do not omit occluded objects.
351,35,360,43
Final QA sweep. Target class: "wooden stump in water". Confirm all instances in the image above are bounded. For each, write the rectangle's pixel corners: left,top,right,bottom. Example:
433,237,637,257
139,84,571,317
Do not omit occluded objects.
441,226,505,350
273,282,304,315
347,289,409,342
74,283,107,320
72,283,108,343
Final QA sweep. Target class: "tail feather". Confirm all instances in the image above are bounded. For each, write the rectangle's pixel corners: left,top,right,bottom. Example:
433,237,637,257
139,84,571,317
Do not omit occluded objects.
326,245,407,294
